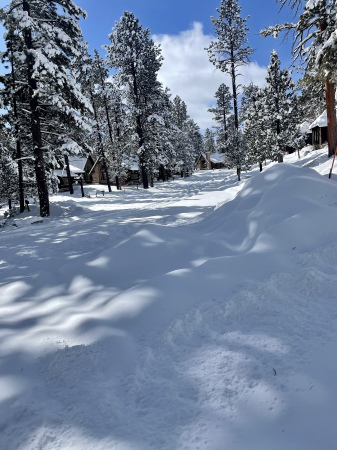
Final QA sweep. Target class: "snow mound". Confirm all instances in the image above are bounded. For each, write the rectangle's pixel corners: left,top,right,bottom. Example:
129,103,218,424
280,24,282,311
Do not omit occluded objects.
202,163,337,253
1,159,337,449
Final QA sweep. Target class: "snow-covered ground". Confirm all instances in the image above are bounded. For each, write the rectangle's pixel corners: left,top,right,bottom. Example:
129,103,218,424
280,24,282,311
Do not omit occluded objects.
1,146,337,449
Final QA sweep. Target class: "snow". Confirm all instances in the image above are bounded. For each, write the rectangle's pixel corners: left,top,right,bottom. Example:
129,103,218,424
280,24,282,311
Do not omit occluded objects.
1,147,337,449
68,157,89,172
299,120,311,134
309,110,329,129
54,168,78,178
209,153,225,164
201,153,226,164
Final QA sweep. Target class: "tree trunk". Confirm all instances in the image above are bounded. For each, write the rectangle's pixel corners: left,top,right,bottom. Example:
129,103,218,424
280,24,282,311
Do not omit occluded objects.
325,79,336,158
159,165,165,181
319,18,337,158
9,36,25,213
89,86,112,191
230,54,239,131
275,100,283,163
259,161,263,172
141,164,149,189
131,66,149,190
222,93,228,146
16,140,25,213
231,49,242,178
23,1,49,217
136,114,148,189
98,62,116,192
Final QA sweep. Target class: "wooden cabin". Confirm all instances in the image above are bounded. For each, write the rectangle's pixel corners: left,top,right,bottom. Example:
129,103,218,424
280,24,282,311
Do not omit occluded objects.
120,155,141,185
299,121,312,146
69,155,110,185
196,152,226,170
310,111,328,148
54,155,102,190
68,156,97,183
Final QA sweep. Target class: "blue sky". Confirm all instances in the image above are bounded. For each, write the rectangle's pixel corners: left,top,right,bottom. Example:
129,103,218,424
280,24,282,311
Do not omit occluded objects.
0,0,299,130
79,0,300,130
78,0,295,69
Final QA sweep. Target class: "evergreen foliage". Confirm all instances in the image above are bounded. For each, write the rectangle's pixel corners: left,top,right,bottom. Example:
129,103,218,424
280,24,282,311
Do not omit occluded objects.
207,0,253,131
208,83,232,152
0,0,91,216
261,0,337,157
262,51,301,163
105,11,164,189
204,129,216,154
0,126,18,209
297,74,326,123
171,95,203,174
241,83,266,170
207,0,253,179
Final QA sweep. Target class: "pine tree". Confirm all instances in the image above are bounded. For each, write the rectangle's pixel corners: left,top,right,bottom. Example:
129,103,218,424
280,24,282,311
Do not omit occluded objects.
0,25,26,212
171,95,200,175
204,128,216,154
73,45,114,191
206,0,253,180
0,126,18,210
207,0,253,131
102,77,129,190
241,83,266,171
208,83,232,152
0,0,90,216
105,11,164,189
263,51,301,163
186,118,204,172
297,74,326,123
145,88,179,182
261,0,337,157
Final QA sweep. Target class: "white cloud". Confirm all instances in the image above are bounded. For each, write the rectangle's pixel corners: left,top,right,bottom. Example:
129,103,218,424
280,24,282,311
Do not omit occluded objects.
153,22,267,132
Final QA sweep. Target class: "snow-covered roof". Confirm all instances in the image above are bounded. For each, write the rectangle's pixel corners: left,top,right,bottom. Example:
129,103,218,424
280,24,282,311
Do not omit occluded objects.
68,164,85,174
54,169,78,178
309,111,327,129
121,154,139,171
310,108,337,129
54,163,85,178
200,153,226,164
299,121,311,134
68,157,89,171
209,153,225,164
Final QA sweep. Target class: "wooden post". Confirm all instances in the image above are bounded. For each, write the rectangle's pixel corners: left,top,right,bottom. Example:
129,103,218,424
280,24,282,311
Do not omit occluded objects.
79,177,85,197
328,146,337,179
64,155,74,194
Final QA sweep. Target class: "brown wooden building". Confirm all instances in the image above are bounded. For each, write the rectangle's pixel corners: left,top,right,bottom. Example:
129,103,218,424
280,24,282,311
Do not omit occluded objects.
196,152,226,170
310,111,328,148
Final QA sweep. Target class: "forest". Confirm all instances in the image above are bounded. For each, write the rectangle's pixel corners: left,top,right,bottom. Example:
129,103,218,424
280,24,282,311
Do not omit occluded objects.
0,0,336,217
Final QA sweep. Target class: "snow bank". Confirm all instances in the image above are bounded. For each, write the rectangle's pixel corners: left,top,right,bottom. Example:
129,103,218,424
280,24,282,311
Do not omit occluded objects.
1,152,337,449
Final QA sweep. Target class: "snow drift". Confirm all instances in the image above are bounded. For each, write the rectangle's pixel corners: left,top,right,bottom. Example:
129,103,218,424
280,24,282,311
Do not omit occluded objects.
1,155,337,449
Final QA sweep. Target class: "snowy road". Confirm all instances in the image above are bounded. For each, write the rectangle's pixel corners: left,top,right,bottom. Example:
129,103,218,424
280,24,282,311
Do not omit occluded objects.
1,149,337,449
